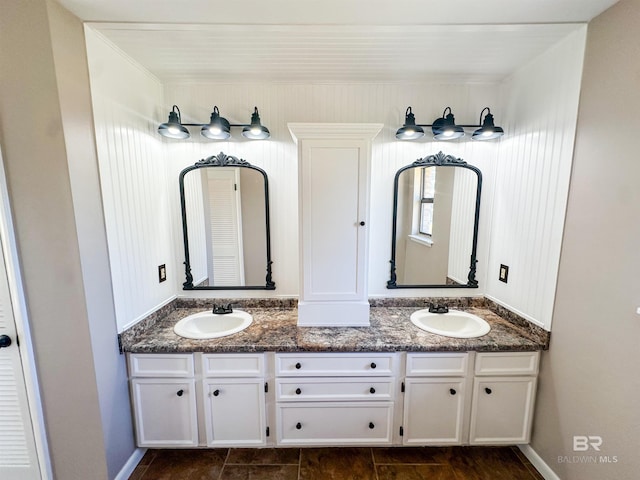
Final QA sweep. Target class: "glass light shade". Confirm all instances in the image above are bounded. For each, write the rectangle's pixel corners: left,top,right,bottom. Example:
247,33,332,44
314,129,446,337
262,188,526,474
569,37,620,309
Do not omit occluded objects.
158,110,190,139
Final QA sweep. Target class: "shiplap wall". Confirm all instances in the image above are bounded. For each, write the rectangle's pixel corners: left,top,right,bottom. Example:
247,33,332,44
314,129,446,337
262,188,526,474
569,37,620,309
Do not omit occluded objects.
85,27,585,332
486,27,587,330
85,28,176,332
162,83,499,298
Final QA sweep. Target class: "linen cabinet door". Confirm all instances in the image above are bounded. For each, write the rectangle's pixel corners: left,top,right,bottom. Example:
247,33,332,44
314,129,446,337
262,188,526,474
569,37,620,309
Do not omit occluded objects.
203,378,266,447
131,378,198,447
403,377,466,445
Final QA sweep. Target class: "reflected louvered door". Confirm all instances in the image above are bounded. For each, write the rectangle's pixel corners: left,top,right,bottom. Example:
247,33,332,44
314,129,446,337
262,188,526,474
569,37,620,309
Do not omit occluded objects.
204,169,245,286
0,230,41,479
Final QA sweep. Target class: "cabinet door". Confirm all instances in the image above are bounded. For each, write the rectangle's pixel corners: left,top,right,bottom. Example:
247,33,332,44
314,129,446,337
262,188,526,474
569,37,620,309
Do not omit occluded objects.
403,378,466,445
131,378,197,447
469,376,537,445
300,140,369,302
204,378,266,446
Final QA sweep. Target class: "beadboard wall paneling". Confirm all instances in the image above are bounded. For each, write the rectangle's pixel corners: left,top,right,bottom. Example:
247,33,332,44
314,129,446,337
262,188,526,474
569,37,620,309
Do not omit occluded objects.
85,28,175,332
162,83,500,298
486,27,587,330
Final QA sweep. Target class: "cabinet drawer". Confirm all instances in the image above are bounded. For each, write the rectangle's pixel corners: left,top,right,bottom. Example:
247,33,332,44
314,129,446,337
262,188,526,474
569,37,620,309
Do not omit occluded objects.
276,353,394,376
276,377,394,402
474,352,540,376
128,354,194,377
202,354,264,377
406,353,469,376
277,402,394,445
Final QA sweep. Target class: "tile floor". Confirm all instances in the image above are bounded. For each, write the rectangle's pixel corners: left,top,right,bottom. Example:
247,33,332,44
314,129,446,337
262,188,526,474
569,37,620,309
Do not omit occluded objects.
129,446,544,480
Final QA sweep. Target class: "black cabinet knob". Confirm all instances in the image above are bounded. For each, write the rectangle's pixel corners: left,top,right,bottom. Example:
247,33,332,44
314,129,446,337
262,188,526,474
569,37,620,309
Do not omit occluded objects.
295,388,302,395
370,362,377,369
295,362,301,369
369,387,376,394
0,335,11,348
296,422,302,430
176,389,184,397
213,389,220,397
369,422,375,429
485,387,492,395
360,221,366,226
449,388,457,395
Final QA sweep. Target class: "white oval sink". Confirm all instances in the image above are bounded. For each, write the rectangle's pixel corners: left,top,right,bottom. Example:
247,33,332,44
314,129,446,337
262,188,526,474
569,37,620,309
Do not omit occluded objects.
410,309,490,338
173,310,253,339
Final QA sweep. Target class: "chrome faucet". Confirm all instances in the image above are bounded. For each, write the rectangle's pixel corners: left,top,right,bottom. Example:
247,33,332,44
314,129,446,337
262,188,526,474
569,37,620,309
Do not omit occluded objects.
428,303,449,314
212,303,233,315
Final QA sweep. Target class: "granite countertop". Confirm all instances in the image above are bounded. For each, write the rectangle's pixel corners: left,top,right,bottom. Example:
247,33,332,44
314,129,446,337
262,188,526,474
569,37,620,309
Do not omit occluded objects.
121,299,548,354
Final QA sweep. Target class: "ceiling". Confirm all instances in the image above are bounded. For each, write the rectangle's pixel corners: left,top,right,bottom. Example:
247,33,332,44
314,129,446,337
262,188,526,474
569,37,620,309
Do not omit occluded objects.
56,0,619,84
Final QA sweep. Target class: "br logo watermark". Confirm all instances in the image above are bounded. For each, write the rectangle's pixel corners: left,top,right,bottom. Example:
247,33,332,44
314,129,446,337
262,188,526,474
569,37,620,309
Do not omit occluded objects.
573,436,602,452
558,436,618,464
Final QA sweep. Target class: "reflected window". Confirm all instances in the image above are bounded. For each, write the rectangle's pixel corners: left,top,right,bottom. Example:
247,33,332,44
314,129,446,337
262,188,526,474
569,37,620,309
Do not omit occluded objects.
419,167,436,236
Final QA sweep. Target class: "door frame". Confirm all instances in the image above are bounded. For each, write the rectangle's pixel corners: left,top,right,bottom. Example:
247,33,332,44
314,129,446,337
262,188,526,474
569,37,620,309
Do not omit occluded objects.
0,147,52,479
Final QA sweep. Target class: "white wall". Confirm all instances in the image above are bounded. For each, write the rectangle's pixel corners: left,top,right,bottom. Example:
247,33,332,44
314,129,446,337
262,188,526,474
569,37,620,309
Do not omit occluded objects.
85,28,176,332
486,27,587,329
163,83,499,299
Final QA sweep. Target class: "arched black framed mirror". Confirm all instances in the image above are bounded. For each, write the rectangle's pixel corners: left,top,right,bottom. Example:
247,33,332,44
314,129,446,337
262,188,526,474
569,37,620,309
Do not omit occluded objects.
180,152,275,290
387,151,481,289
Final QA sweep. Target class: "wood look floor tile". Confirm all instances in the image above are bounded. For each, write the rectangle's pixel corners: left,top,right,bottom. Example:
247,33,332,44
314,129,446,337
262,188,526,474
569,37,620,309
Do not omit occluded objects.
449,447,537,480
376,464,459,480
299,447,376,480
219,464,299,480
139,449,228,480
372,447,452,464
226,448,300,465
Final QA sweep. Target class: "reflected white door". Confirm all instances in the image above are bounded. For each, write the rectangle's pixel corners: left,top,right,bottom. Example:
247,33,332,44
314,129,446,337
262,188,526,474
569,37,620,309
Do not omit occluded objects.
0,230,41,479
203,169,245,286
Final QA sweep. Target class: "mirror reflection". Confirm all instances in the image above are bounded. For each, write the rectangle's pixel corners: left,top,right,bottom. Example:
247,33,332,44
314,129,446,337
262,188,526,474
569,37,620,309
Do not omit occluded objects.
180,152,275,290
388,152,481,289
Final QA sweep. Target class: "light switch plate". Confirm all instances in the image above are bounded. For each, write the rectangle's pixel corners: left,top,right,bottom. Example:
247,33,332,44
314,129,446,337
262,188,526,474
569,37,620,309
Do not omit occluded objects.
499,264,509,283
158,264,167,283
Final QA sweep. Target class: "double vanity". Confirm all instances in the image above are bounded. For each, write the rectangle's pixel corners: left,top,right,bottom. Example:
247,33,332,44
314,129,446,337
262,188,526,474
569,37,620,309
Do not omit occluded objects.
120,298,548,450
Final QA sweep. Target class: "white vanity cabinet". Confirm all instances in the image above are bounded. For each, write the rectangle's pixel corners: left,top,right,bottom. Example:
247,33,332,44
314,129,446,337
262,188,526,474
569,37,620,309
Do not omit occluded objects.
128,353,267,448
201,354,267,447
128,354,198,447
402,353,470,445
469,352,539,445
275,353,397,446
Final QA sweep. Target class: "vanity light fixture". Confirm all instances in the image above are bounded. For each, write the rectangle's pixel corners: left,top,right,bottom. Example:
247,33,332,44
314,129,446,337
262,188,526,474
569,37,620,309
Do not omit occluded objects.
472,107,504,140
395,106,504,141
395,107,425,140
157,105,190,139
157,105,270,140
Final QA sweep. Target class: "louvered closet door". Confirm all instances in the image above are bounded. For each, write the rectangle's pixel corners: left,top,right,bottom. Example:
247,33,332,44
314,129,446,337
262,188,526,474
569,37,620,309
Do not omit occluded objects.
0,231,41,479
204,169,245,286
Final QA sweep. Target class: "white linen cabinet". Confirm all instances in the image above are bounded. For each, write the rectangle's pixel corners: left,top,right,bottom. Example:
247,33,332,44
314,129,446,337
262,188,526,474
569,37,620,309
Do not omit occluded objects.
289,123,383,326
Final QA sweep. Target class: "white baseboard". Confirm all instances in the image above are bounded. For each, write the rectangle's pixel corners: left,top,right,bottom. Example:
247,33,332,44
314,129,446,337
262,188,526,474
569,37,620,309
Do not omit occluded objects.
114,448,147,480
518,444,561,480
